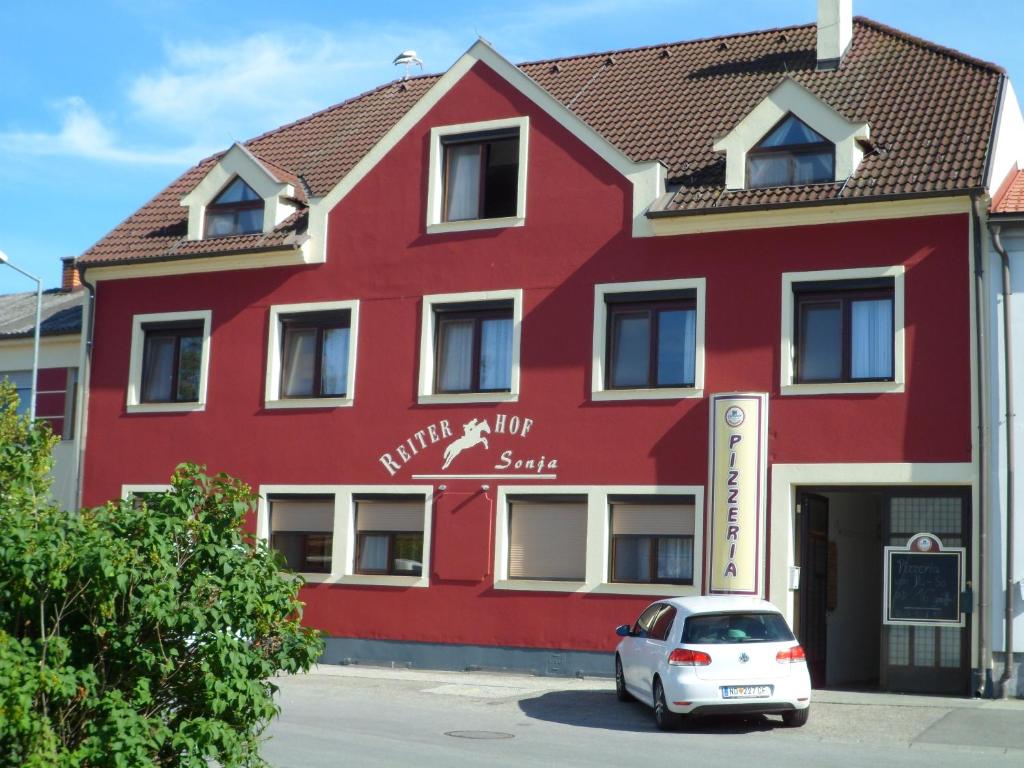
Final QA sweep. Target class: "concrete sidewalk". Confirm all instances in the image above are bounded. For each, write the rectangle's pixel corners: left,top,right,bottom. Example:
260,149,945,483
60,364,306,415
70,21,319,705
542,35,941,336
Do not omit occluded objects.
296,663,1024,755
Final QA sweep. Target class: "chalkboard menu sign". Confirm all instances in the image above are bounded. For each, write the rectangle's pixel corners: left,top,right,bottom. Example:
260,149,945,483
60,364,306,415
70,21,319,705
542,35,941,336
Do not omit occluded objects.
884,534,965,627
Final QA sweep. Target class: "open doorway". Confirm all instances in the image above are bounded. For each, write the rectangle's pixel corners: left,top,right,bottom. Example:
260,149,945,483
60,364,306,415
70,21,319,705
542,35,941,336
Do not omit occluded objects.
797,490,884,689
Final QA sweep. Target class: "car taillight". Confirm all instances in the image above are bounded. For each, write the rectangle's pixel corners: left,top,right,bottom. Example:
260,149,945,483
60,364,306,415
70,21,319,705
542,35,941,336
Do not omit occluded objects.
668,648,711,666
776,645,807,663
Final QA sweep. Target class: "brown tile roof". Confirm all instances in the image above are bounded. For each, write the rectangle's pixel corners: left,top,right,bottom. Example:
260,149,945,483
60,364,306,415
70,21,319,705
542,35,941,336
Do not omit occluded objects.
991,167,1024,214
80,17,1003,266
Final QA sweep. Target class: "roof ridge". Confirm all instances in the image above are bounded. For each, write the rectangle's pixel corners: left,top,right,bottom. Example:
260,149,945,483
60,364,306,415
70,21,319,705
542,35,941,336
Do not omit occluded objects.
854,16,1004,74
516,21,816,68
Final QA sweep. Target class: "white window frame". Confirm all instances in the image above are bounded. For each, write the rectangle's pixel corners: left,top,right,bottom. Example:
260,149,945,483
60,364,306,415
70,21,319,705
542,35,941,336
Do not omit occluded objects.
418,289,522,405
256,484,433,587
493,484,704,596
592,278,706,401
121,483,171,500
264,300,359,409
780,265,905,396
126,310,212,414
426,116,529,235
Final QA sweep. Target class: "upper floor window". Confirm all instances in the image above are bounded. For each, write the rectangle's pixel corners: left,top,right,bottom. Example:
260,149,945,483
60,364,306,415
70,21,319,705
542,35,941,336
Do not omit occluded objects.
606,294,696,390
434,302,513,394
141,323,204,403
280,311,350,399
204,177,263,237
418,289,522,404
794,279,894,383
443,130,519,222
127,310,212,413
746,114,834,188
592,279,705,401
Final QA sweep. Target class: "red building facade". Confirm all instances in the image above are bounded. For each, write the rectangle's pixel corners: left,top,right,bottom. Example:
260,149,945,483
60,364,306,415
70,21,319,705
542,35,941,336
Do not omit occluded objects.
77,14,1016,692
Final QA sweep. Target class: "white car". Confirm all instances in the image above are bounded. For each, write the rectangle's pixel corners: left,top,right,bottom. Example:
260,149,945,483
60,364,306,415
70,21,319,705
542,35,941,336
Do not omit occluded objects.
614,596,811,731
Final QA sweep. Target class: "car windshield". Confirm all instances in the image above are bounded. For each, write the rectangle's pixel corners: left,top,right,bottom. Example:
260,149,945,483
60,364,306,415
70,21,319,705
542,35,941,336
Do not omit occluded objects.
682,612,794,644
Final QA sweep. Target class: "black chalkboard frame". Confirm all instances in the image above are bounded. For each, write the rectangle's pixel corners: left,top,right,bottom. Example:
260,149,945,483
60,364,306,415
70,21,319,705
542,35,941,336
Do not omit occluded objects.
883,534,966,627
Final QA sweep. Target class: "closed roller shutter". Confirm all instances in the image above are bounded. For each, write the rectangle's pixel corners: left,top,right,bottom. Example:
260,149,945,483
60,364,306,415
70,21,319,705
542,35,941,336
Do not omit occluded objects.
509,501,587,580
611,503,694,536
270,499,333,532
356,500,424,532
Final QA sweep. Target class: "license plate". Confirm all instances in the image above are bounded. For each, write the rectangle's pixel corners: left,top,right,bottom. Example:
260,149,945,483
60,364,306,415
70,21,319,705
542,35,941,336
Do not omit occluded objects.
721,685,773,699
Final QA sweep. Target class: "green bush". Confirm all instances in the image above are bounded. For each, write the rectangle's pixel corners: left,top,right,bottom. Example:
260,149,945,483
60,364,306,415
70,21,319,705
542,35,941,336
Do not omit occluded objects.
0,382,323,767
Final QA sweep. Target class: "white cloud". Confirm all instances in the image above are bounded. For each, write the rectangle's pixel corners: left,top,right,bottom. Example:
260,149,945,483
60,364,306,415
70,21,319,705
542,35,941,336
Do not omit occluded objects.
0,97,206,166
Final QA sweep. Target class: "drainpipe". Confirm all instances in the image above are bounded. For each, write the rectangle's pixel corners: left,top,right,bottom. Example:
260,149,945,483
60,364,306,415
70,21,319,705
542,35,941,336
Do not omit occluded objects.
990,224,1016,698
73,265,97,511
973,194,993,697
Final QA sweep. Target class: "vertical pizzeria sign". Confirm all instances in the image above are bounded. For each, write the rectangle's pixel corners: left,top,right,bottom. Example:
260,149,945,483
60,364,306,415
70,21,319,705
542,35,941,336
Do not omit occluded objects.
706,393,768,596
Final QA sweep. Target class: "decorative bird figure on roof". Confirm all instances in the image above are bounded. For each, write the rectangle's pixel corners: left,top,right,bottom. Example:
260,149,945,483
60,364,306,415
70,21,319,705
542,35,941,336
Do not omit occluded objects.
393,50,423,80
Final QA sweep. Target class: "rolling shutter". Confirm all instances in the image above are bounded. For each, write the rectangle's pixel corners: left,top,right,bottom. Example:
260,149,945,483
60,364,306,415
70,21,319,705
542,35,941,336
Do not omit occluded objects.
611,502,694,536
270,499,333,532
509,501,587,580
356,500,424,532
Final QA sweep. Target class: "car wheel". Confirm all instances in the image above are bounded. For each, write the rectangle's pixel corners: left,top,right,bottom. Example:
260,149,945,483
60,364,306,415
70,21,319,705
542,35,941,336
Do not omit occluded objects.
653,678,683,731
615,656,632,702
782,706,810,727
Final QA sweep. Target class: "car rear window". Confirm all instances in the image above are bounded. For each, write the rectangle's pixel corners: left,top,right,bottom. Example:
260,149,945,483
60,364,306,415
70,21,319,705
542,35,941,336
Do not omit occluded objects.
682,612,795,644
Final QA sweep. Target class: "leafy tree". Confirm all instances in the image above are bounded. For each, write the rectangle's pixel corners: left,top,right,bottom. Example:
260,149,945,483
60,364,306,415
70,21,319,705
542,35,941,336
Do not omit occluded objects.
0,382,323,767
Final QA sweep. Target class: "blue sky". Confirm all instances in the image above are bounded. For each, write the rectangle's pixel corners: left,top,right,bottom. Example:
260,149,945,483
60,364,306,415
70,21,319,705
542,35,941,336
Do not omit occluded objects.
1,0,1021,289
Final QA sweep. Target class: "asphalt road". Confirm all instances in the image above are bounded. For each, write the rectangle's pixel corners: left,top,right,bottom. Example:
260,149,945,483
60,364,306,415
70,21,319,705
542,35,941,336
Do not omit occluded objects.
261,666,1024,767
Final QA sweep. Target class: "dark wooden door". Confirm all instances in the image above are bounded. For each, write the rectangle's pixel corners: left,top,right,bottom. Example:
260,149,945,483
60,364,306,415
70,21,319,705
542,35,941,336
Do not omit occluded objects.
798,492,829,688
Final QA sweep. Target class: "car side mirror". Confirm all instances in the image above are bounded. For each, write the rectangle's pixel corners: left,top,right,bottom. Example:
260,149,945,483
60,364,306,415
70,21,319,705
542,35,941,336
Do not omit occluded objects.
615,624,632,637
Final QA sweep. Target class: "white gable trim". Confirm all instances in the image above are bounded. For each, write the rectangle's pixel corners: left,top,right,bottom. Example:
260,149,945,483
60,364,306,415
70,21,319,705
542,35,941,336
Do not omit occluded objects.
181,143,298,240
306,38,664,261
713,78,869,190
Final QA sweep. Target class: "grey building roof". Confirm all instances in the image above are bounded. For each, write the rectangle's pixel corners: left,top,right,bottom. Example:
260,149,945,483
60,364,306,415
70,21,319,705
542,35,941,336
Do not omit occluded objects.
0,289,84,339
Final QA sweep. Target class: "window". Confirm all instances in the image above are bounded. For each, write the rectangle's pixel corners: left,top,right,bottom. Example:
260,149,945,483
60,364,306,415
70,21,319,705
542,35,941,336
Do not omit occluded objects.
794,279,894,383
269,497,334,574
682,612,794,644
507,497,587,581
354,499,425,576
746,114,834,188
427,117,528,233
128,311,212,412
0,371,31,415
606,295,696,389
419,290,522,404
633,603,667,636
443,131,519,222
781,267,904,395
610,499,695,585
265,301,359,409
280,311,350,398
649,605,678,641
434,303,512,393
204,177,263,237
593,279,705,401
140,323,203,403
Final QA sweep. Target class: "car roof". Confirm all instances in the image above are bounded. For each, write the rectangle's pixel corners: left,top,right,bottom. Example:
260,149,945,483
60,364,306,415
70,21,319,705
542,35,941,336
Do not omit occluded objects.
653,595,783,617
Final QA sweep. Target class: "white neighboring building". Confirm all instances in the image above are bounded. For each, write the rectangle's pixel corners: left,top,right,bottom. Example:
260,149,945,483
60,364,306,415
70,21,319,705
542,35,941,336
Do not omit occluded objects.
0,257,85,511
987,169,1024,696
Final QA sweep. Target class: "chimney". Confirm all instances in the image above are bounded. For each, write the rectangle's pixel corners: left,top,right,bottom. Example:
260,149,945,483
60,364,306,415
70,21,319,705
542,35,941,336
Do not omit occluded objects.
61,257,82,292
816,0,853,70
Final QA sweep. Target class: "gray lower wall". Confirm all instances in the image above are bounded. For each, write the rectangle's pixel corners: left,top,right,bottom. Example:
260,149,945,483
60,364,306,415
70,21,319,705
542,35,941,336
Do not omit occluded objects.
321,636,615,678
991,652,1024,698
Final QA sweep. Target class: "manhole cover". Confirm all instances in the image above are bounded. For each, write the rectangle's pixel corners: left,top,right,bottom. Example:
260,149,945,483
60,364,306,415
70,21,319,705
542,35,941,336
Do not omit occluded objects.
444,730,515,740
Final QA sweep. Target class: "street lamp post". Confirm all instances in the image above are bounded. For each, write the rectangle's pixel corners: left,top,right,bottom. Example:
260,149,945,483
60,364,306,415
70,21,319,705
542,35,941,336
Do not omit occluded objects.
0,250,43,420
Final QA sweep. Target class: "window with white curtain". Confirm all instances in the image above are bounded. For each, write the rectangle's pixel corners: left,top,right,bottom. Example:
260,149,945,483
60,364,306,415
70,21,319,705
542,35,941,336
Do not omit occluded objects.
140,323,204,403
442,130,519,221
354,498,425,576
605,292,697,389
795,279,894,383
279,310,351,398
434,302,513,393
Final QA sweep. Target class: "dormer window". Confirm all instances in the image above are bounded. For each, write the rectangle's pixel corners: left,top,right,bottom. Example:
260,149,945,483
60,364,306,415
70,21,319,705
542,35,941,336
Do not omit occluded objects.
746,115,835,188
204,177,264,237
